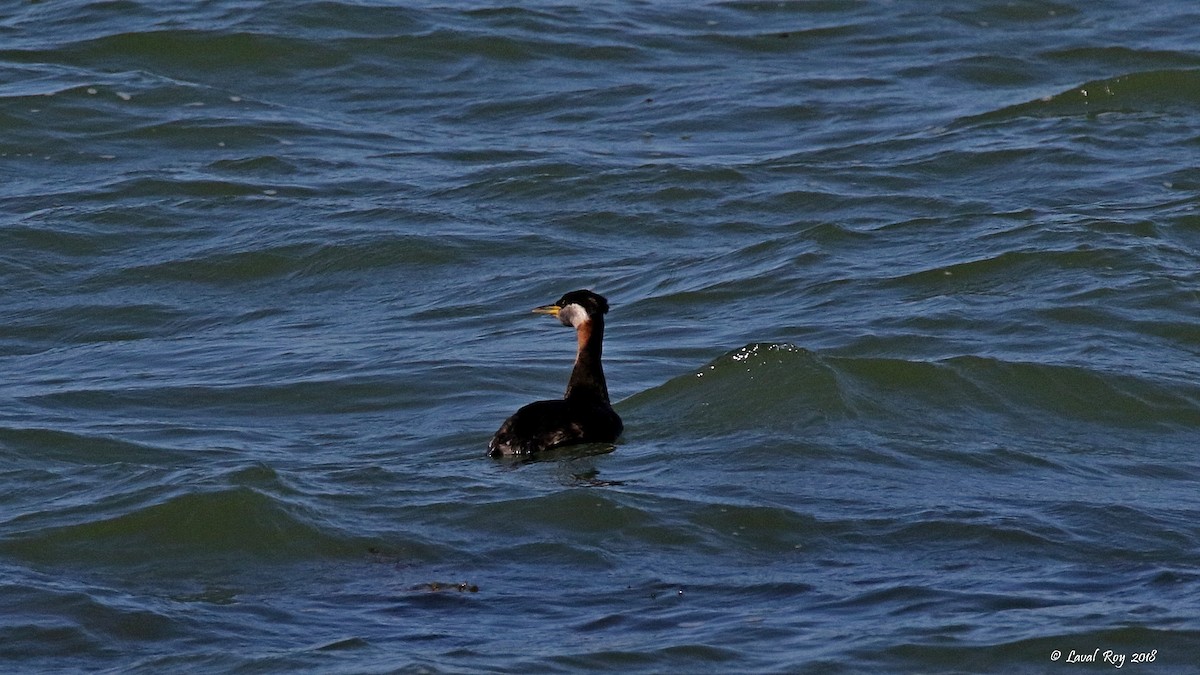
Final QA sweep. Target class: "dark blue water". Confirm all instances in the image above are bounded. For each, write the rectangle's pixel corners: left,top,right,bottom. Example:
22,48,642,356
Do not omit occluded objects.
2,1,1199,672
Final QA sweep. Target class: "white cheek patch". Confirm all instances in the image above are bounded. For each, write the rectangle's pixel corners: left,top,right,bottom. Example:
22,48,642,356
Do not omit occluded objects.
558,303,588,327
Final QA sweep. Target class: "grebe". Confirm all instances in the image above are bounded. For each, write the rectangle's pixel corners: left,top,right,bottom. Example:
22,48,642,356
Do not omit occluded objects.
488,290,623,457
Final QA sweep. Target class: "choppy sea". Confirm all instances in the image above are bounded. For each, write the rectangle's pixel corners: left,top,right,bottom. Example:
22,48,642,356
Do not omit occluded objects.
2,1,1199,672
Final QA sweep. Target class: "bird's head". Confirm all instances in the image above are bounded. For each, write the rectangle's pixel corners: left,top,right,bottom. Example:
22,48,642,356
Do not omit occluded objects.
533,289,610,328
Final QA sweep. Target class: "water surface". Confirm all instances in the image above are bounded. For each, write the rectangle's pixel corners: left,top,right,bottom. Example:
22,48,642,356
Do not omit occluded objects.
2,1,1199,672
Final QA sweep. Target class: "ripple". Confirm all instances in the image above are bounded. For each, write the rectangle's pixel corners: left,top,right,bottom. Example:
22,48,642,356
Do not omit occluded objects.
1,486,360,565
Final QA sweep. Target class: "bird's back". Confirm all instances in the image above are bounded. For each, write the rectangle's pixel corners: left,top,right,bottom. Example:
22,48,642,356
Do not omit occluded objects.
488,398,622,456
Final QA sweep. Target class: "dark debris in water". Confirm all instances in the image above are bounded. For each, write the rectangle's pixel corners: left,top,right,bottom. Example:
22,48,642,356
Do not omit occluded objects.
365,548,480,593
366,546,408,568
414,581,480,594
570,467,625,487
572,475,626,487
631,583,686,600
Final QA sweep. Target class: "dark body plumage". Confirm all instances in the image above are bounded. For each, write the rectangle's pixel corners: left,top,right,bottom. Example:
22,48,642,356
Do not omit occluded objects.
488,290,623,457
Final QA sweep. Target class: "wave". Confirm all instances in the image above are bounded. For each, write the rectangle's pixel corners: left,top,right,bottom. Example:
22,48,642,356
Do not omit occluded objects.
77,232,484,287
0,426,175,465
960,69,1200,124
0,485,361,565
21,373,419,417
625,342,1200,439
2,15,639,76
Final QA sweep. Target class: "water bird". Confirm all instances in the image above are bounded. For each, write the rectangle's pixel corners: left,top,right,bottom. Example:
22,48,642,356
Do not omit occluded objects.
488,290,623,457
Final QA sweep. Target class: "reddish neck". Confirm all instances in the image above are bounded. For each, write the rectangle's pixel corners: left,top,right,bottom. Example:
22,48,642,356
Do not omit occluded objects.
564,317,609,402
